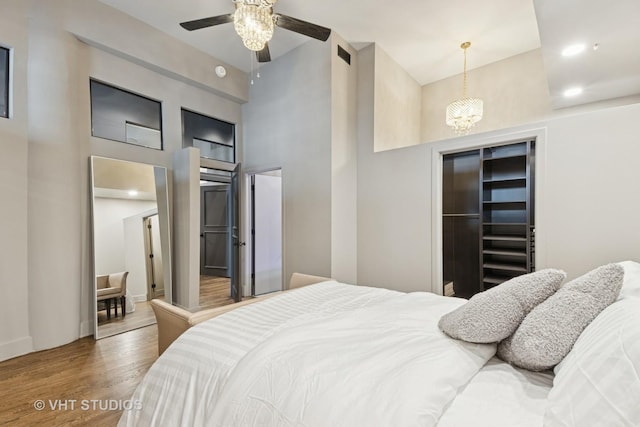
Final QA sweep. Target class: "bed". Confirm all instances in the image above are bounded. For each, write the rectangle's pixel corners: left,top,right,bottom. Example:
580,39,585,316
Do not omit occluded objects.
119,264,640,427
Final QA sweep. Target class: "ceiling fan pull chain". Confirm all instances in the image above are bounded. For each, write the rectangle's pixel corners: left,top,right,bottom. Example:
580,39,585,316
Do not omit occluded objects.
250,50,255,85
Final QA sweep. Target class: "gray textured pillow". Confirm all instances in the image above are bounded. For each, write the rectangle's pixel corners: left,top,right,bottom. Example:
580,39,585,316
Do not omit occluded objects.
497,263,624,371
438,269,566,343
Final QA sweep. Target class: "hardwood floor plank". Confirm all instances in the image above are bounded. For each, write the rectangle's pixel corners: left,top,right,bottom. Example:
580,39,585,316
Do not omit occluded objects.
0,326,157,426
0,277,237,426
199,275,234,308
98,300,157,338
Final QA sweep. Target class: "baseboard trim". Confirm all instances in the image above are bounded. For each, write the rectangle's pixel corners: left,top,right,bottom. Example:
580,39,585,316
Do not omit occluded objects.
132,294,147,303
80,320,94,338
0,336,34,362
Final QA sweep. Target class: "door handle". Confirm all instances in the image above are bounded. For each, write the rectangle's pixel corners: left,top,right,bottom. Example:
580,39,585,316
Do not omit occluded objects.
200,233,204,238
234,241,246,247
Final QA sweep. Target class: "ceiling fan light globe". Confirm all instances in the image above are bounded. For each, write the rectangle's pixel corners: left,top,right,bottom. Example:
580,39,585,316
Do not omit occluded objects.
234,3,274,52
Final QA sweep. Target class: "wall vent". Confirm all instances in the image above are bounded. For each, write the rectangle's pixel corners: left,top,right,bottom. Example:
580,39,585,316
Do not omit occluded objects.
337,45,351,65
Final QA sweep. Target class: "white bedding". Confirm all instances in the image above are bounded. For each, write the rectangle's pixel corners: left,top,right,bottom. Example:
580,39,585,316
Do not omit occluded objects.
120,282,543,427
437,358,554,427
210,292,495,426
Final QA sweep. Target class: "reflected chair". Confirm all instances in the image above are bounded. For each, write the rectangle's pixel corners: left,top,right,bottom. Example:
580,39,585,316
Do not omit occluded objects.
96,271,129,319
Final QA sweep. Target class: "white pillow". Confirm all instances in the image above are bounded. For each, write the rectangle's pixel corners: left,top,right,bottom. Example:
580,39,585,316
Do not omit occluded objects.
544,298,640,426
497,264,623,371
618,260,640,299
438,269,566,343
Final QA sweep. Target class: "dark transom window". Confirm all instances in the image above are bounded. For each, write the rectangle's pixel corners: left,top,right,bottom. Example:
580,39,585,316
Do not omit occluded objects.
182,109,235,163
90,79,163,150
0,47,9,119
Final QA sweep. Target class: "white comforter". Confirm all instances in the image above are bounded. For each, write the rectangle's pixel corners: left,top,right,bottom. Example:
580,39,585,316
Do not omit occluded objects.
120,282,496,427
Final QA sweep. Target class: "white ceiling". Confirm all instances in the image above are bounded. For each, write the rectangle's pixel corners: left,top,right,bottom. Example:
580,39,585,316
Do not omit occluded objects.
99,0,640,108
535,0,640,108
98,0,541,86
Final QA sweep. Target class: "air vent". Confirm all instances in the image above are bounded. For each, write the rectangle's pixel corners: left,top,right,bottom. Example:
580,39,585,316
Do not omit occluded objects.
337,45,351,65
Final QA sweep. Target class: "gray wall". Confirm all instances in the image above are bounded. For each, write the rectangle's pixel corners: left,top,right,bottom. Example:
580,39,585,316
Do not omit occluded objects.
0,0,245,361
242,38,333,285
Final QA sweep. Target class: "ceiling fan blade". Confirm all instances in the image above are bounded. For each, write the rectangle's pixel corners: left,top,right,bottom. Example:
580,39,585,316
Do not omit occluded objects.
273,14,331,42
256,44,271,63
180,14,234,31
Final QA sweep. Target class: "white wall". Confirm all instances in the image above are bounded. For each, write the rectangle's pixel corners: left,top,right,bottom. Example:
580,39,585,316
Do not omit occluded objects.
242,38,333,285
93,198,156,278
421,49,552,143
372,45,422,152
357,101,640,292
357,45,432,292
0,0,245,361
27,1,85,351
122,207,159,300
540,104,640,277
172,148,201,310
254,173,283,295
0,0,31,361
330,35,358,284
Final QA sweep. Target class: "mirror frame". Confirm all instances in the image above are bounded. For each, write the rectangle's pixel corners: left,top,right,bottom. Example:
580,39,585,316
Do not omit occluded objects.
90,156,172,339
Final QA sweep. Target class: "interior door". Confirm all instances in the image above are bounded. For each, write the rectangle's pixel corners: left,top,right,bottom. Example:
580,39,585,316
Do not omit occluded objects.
229,164,242,302
143,214,165,300
200,184,230,277
251,172,283,296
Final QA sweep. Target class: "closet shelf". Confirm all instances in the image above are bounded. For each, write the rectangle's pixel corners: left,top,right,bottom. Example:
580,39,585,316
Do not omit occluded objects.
483,153,527,162
483,275,512,285
483,177,526,184
483,200,526,205
483,249,527,257
483,222,527,226
483,262,528,272
483,235,527,242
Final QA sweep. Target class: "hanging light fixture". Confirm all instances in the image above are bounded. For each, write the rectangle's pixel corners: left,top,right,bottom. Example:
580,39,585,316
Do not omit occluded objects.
233,0,276,51
446,41,483,135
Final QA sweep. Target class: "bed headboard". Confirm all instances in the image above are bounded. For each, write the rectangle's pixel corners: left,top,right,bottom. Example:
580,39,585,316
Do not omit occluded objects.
289,273,332,289
151,272,332,355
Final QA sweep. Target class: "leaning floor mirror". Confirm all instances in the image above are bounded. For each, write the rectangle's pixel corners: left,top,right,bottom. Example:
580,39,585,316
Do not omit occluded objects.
90,156,172,339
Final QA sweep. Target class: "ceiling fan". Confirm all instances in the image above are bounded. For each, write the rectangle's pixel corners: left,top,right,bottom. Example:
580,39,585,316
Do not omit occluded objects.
180,0,331,63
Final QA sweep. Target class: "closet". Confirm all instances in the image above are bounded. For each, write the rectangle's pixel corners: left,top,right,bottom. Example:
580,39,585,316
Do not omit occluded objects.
443,140,535,298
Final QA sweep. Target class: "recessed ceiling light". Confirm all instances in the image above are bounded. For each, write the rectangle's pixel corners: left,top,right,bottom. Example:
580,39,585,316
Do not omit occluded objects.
128,190,138,197
215,65,227,78
562,44,586,57
563,87,583,97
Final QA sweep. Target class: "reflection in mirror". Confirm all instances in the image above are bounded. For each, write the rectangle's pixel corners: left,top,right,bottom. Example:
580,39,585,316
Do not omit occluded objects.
90,156,171,339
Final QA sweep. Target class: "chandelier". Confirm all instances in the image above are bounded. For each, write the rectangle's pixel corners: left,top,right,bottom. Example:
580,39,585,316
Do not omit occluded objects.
233,0,276,51
446,42,483,135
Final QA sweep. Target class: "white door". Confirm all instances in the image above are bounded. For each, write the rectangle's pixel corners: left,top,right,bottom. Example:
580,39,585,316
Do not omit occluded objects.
252,171,282,295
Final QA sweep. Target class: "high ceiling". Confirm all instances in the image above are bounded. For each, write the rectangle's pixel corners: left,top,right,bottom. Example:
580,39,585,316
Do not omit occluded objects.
99,0,640,108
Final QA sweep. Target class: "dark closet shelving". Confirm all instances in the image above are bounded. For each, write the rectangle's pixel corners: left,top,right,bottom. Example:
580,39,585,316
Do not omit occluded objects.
442,139,535,298
480,140,535,290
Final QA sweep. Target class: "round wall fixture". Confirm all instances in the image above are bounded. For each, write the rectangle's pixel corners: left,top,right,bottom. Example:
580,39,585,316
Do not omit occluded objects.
215,65,227,78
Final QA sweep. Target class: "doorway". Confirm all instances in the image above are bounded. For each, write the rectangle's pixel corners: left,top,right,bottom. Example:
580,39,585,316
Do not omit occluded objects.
442,139,536,298
199,166,241,307
143,214,164,301
249,169,283,296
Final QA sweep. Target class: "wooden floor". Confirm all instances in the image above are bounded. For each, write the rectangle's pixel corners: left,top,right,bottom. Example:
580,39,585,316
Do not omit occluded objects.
97,300,157,338
0,278,237,426
95,277,232,339
0,325,157,426
199,275,234,309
